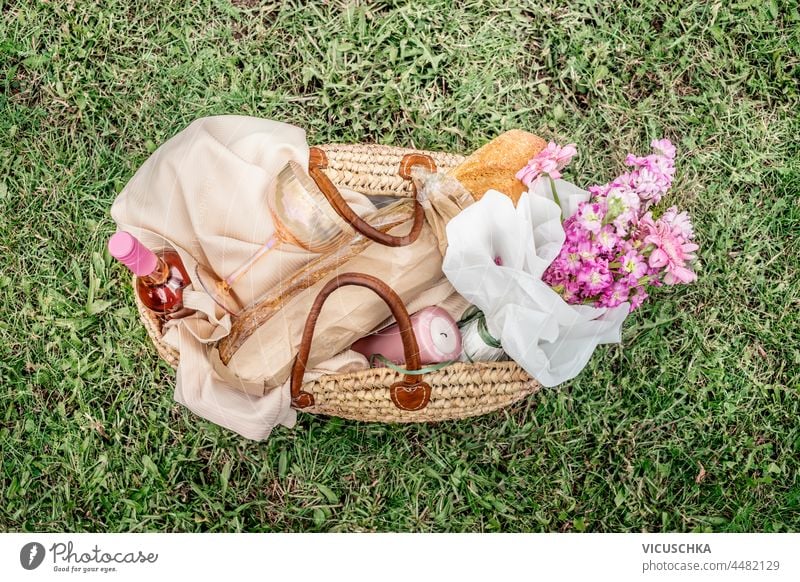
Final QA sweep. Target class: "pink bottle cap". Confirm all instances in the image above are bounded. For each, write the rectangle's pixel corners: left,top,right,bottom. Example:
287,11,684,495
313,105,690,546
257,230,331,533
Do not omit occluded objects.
108,231,158,277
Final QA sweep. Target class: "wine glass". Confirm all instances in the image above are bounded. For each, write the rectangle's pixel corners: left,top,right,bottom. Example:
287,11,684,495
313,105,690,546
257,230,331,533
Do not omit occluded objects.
194,160,354,315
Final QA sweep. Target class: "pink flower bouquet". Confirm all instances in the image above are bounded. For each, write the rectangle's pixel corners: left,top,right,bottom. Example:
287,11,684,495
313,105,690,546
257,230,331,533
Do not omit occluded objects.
518,138,698,311
442,137,699,386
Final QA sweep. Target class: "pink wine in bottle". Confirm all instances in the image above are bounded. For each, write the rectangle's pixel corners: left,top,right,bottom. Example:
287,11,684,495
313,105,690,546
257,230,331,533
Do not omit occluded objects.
108,231,194,319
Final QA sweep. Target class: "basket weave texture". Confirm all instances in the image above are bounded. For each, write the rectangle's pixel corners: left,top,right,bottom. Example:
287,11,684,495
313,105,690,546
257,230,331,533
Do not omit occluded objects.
135,143,541,422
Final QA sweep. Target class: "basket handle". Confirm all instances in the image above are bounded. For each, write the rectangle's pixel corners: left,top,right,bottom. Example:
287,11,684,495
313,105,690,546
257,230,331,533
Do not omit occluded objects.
308,147,436,247
290,272,432,412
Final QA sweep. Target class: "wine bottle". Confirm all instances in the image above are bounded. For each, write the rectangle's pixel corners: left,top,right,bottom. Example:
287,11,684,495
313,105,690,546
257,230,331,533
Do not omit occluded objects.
108,231,193,319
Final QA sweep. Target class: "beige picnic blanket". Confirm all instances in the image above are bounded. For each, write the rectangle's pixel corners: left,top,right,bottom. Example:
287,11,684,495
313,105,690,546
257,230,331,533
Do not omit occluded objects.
111,115,466,440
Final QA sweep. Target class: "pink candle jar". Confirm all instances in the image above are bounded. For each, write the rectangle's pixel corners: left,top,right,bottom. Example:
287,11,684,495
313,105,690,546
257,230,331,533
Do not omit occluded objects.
352,306,462,365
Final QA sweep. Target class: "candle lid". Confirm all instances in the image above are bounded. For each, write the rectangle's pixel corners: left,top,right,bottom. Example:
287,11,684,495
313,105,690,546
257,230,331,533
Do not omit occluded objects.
415,307,462,361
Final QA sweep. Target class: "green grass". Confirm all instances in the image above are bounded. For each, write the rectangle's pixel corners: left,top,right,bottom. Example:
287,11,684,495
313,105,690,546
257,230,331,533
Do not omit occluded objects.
1,0,799,532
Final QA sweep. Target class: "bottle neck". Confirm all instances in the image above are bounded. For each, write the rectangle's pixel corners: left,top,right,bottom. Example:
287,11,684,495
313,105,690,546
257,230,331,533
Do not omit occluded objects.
139,255,169,285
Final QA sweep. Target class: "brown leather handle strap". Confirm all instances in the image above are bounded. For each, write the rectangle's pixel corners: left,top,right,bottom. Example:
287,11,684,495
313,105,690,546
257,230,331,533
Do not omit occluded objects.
290,273,432,412
308,147,436,247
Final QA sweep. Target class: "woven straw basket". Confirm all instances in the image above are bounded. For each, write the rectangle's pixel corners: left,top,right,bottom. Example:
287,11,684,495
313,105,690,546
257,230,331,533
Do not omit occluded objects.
136,143,541,423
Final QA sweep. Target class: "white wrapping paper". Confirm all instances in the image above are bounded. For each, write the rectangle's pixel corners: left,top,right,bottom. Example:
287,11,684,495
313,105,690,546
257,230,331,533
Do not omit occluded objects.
442,180,629,387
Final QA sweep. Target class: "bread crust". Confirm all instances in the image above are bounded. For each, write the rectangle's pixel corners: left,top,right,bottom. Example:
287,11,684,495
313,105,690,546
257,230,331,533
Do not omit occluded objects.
449,129,546,204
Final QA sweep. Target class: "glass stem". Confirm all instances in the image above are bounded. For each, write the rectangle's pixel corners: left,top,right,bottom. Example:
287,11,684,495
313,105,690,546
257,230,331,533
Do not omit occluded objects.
224,235,279,288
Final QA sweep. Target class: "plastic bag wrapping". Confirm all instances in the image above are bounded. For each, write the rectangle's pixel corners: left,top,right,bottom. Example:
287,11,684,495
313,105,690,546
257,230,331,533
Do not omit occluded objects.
442,184,629,387
410,165,475,257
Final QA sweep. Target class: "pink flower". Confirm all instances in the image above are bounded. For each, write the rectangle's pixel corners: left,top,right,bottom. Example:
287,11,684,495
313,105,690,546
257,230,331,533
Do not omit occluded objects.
623,142,676,210
619,249,648,282
563,250,582,274
661,206,694,240
576,202,605,234
588,183,610,198
605,184,641,214
625,153,675,178
636,211,656,236
576,261,612,295
650,154,676,178
644,219,699,284
611,211,635,237
600,280,631,308
542,136,697,310
575,237,598,260
562,281,580,303
596,226,618,253
544,258,567,282
516,141,578,185
651,138,676,159
601,184,640,236
630,167,667,203
628,285,649,310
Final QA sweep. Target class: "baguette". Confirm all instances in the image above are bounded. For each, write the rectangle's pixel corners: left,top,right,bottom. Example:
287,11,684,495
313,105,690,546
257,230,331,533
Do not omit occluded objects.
449,129,546,204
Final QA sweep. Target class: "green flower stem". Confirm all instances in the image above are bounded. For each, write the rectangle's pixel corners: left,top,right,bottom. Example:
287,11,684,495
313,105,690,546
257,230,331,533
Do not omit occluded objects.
548,174,563,219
